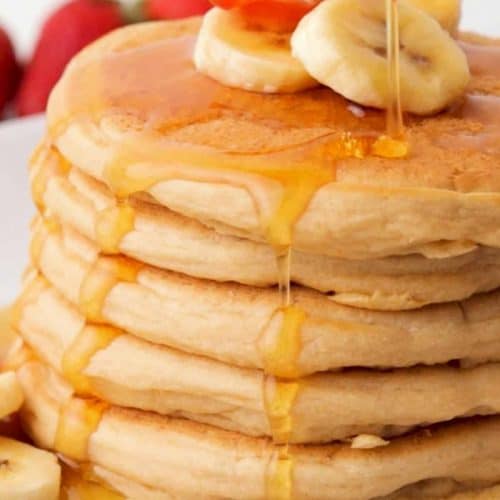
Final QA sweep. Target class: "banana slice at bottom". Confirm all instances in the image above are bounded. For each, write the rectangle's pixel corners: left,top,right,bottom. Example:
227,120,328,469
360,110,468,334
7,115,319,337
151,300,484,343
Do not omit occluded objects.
292,0,470,115
194,7,318,93
406,0,461,33
0,436,61,500
0,372,24,420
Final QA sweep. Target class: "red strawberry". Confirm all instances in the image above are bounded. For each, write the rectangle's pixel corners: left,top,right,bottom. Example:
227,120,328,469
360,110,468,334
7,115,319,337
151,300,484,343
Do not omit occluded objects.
15,0,125,117
0,26,20,117
145,0,212,20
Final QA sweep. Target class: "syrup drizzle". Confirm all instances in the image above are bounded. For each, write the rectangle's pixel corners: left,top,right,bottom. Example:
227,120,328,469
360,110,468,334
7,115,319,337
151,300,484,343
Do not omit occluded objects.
267,3,405,496
54,397,108,462
94,200,135,255
386,0,404,138
79,257,143,323
262,306,306,380
266,446,294,500
30,217,61,268
60,464,124,500
276,249,292,308
62,325,121,395
264,377,300,446
0,308,16,359
30,144,70,211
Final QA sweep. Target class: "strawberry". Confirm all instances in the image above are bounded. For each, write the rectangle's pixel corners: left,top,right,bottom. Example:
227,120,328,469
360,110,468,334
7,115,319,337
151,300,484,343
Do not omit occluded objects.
15,0,125,117
144,0,212,20
210,0,322,32
0,26,20,117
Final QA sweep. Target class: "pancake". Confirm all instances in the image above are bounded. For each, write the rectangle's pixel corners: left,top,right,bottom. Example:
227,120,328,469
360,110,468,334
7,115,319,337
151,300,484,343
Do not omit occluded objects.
16,359,500,500
31,146,500,310
14,276,500,444
47,19,500,259
385,483,500,500
28,216,500,374
66,463,500,500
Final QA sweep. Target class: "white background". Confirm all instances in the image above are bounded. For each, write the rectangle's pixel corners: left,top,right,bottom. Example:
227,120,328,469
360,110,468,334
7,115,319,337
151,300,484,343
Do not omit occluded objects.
1,0,499,59
0,1,499,306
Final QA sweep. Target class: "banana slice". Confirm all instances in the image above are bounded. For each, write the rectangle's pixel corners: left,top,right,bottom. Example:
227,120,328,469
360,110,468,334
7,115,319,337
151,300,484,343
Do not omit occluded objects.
0,436,60,500
406,0,461,33
194,7,318,93
0,372,23,420
292,0,470,115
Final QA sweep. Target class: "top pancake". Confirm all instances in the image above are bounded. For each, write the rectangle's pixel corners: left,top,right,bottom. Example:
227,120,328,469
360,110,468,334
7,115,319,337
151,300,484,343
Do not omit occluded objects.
47,18,500,258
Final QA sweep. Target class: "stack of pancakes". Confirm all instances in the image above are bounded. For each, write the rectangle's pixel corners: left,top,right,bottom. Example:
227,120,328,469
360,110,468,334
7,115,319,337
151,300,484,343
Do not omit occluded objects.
8,17,500,499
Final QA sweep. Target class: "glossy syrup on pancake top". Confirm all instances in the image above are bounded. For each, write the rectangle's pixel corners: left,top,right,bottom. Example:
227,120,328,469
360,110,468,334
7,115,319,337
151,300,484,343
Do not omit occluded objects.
47,31,408,254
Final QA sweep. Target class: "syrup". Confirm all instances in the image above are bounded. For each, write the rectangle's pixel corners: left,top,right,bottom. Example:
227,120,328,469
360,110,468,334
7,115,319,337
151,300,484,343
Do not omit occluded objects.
60,463,124,500
264,377,299,445
30,217,61,268
30,144,71,211
262,306,306,380
0,308,16,360
266,446,294,500
79,256,143,323
94,200,135,255
54,397,107,462
1,337,34,373
264,380,296,500
62,325,121,395
276,249,292,308
10,273,50,332
265,3,405,494
266,246,299,498
386,0,404,138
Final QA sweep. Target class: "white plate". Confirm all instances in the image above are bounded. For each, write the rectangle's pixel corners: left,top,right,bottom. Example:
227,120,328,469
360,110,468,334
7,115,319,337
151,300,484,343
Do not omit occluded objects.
0,115,44,306
0,9,498,307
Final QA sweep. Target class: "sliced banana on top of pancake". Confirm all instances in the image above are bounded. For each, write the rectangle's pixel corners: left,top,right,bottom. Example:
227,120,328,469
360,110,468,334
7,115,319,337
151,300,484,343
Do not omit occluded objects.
406,0,461,33
0,437,61,500
194,7,318,93
292,0,470,115
0,372,23,420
